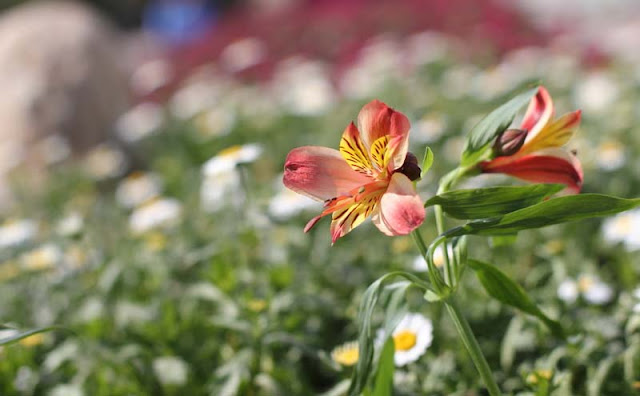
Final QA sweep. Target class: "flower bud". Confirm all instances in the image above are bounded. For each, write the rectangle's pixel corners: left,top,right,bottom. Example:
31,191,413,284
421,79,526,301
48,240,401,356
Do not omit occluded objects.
493,128,527,156
395,152,421,181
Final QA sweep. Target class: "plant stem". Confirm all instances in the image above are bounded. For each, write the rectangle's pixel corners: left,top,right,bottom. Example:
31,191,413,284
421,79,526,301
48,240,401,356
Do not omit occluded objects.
445,299,502,396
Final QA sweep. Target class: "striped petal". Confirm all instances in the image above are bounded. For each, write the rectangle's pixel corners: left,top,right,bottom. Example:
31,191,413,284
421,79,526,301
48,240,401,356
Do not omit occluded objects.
284,146,372,201
372,173,425,236
520,110,581,155
357,100,410,171
340,122,374,176
521,86,554,145
481,148,583,193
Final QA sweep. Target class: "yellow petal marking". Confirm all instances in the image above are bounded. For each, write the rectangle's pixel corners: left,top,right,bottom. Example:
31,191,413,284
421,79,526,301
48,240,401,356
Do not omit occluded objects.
521,113,578,155
340,132,373,176
370,135,391,172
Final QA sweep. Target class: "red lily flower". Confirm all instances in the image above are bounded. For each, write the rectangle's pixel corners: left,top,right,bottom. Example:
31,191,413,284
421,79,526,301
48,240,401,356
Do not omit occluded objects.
283,100,425,243
480,86,583,193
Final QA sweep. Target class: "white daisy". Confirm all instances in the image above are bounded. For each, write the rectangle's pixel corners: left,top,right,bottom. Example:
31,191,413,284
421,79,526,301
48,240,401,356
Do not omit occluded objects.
130,59,173,96
153,356,189,386
574,72,620,114
49,384,84,396
35,134,71,165
203,144,262,176
601,209,640,251
115,172,163,209
271,58,335,116
0,219,37,249
380,313,433,367
193,107,236,140
115,102,164,143
595,140,626,171
200,169,244,213
84,144,127,180
56,212,84,237
558,275,614,305
412,113,447,144
557,279,579,304
129,198,182,234
20,243,63,272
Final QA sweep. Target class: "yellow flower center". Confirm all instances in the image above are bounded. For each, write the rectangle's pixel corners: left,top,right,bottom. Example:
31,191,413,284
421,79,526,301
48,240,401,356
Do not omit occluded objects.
393,330,417,351
331,343,359,366
578,276,594,292
218,145,243,159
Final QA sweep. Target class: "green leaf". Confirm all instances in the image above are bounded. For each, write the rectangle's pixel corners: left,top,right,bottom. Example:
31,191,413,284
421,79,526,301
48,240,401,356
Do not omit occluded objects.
372,338,395,396
421,146,434,179
490,234,518,247
446,194,640,237
468,259,564,338
0,326,61,346
347,272,430,396
461,86,538,166
425,184,563,219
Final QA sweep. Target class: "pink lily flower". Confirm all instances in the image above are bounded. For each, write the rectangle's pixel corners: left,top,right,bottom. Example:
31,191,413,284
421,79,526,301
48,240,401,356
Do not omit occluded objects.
283,100,425,243
479,86,583,193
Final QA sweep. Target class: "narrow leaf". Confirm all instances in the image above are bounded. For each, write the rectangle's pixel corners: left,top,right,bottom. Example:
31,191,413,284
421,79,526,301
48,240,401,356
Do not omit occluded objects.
347,272,430,396
0,327,61,346
446,194,640,237
461,86,538,166
421,147,434,179
425,184,563,219
468,259,564,338
372,338,395,396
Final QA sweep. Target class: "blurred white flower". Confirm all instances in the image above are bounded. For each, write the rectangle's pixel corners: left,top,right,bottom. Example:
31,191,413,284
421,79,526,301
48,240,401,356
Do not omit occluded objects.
0,219,37,249
558,275,614,305
35,134,71,165
115,301,155,327
130,59,173,96
13,366,36,393
48,384,83,396
203,144,263,176
84,144,127,180
220,37,267,73
632,287,640,313
595,140,626,171
56,212,83,237
557,279,579,304
116,172,163,209
153,356,189,386
378,312,433,366
129,198,182,234
44,340,79,372
601,209,640,251
269,185,319,220
411,245,451,272
404,31,451,67
200,170,243,213
74,297,104,323
20,243,62,272
169,71,225,119
574,72,620,114
194,107,236,140
116,102,164,143
272,58,334,116
412,113,447,144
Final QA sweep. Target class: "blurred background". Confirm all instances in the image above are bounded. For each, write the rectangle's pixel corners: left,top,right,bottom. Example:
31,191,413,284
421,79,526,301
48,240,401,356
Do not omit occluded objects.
1,0,640,395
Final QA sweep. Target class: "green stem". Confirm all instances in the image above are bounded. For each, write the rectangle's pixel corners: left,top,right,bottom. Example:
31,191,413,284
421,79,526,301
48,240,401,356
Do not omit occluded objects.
445,299,502,396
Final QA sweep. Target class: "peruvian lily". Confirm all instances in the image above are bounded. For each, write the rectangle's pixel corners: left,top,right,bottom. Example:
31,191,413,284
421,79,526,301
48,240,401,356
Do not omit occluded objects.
283,100,425,243
479,86,583,193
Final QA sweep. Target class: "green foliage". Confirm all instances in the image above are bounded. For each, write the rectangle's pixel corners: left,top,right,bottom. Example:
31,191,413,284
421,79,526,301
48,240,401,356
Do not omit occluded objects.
425,184,564,219
447,194,640,236
468,259,564,337
421,146,434,179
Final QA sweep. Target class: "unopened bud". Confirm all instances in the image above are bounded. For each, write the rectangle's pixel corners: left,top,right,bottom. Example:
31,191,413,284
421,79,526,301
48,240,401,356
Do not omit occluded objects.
395,152,421,181
493,128,527,156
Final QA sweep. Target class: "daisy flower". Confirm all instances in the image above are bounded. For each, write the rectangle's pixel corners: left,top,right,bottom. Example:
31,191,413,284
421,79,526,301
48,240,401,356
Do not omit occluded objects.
557,275,614,305
0,219,37,249
129,198,182,234
115,171,163,209
378,313,433,367
601,208,640,251
331,341,359,367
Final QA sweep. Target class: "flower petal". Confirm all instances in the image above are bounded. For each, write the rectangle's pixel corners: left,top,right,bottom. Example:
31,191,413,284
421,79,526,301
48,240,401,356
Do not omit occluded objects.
520,110,581,154
372,173,425,236
284,146,372,201
481,148,583,193
357,100,410,171
520,86,554,144
339,122,374,175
